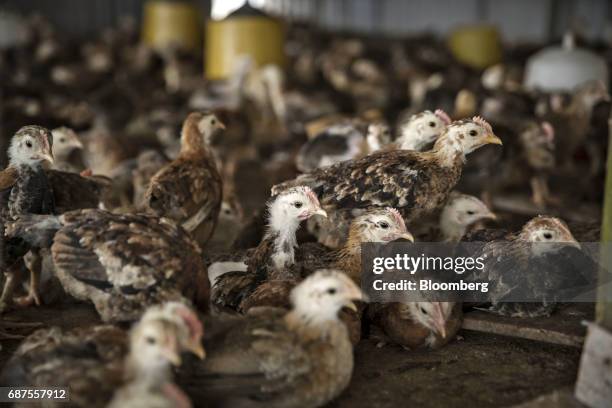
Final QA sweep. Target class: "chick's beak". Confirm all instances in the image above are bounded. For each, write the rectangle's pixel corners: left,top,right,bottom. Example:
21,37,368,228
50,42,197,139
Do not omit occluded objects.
217,121,226,130
484,211,497,221
484,133,503,146
38,152,54,164
71,139,84,150
314,208,328,218
343,281,368,312
188,341,206,360
397,231,415,242
162,346,182,366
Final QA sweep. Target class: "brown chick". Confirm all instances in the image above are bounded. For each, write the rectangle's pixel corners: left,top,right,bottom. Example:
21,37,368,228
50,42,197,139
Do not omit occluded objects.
178,269,364,408
145,112,224,248
132,149,169,209
4,210,209,322
539,80,609,170
368,301,462,350
1,302,204,408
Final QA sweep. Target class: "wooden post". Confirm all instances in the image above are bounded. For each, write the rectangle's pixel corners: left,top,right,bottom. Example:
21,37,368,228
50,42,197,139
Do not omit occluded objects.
597,117,612,329
575,116,612,408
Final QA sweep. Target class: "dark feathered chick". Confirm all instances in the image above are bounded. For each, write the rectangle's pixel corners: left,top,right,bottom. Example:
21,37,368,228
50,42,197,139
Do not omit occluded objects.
519,121,557,207
145,112,224,248
274,117,502,228
178,269,364,408
4,209,209,322
209,186,326,313
1,302,204,408
538,80,609,170
0,126,55,313
462,216,592,317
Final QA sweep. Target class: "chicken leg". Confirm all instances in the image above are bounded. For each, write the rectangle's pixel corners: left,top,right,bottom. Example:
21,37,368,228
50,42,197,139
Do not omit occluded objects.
14,249,42,307
0,259,25,314
530,175,560,208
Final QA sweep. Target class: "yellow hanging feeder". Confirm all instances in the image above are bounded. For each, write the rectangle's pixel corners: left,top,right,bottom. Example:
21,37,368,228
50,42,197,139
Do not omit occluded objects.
142,0,202,53
448,24,502,70
205,4,285,80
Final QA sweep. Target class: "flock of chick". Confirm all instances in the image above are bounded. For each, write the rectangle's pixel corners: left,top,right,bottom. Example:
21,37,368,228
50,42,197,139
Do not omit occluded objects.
0,15,609,408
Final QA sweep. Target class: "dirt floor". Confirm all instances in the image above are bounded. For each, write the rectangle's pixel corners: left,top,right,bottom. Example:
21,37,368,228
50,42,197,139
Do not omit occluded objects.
0,302,583,408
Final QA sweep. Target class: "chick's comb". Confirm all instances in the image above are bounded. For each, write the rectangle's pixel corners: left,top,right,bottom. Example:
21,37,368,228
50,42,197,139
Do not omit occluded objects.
176,306,203,340
472,116,493,134
387,207,407,231
434,109,452,126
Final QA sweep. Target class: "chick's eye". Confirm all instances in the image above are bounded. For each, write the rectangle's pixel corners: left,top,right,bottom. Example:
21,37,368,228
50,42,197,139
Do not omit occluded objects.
469,130,478,137
543,232,553,239
211,119,216,125
467,210,475,215
429,121,436,127
420,307,428,315
294,202,303,208
327,288,337,295
146,336,157,345
59,138,65,143
25,141,32,148
379,221,389,229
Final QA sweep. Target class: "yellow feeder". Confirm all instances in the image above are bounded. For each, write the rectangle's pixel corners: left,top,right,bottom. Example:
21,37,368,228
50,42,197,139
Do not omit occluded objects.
142,0,202,53
448,24,502,70
206,4,285,80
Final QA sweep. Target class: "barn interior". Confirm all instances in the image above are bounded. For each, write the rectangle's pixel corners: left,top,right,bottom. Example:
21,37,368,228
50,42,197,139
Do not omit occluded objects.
1,1,612,407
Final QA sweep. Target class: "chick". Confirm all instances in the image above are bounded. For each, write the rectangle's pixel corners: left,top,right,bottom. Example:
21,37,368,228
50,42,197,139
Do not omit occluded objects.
210,186,327,312
1,302,204,408
0,126,55,313
428,192,497,242
50,127,84,173
108,311,200,408
462,216,593,317
368,301,462,350
178,270,364,408
132,149,169,209
5,209,209,322
393,109,451,151
145,112,224,248
539,80,609,171
295,122,391,172
519,121,557,207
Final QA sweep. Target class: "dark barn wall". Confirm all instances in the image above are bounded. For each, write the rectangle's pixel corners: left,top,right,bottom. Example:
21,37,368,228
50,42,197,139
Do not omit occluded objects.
0,0,610,42
0,0,211,37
